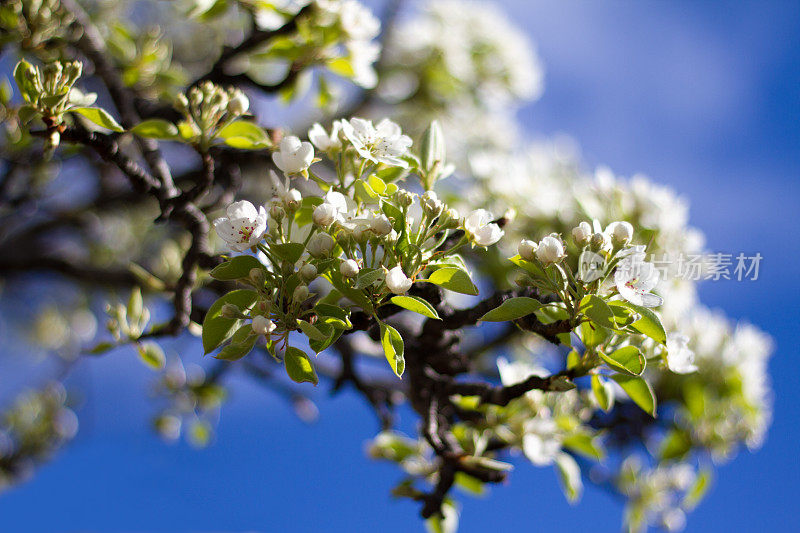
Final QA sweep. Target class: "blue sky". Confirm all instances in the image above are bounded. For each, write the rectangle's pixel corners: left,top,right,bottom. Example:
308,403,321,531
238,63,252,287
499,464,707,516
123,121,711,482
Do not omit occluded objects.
1,1,799,531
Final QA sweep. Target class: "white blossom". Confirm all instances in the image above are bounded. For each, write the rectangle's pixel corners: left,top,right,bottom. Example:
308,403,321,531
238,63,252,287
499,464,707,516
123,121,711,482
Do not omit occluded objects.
213,200,268,252
614,252,663,307
307,233,335,257
340,117,412,167
313,203,338,227
308,121,342,152
385,265,412,294
572,221,592,245
369,213,392,236
464,209,503,246
518,239,537,261
272,135,314,176
252,315,276,336
522,417,561,466
339,0,380,41
536,235,565,264
665,333,698,374
340,259,360,277
606,220,634,244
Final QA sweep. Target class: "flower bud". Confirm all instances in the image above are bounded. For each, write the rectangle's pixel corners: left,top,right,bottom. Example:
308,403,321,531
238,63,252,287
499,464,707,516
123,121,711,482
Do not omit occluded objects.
395,190,414,208
440,208,461,229
536,235,565,264
270,203,285,221
385,265,412,294
571,221,592,246
607,221,634,245
299,263,318,281
283,188,302,211
313,203,337,227
420,191,444,217
370,214,392,237
518,239,538,261
307,233,335,257
292,284,310,302
340,259,360,278
248,267,264,286
220,303,241,319
251,315,276,336
590,232,611,252
227,91,249,115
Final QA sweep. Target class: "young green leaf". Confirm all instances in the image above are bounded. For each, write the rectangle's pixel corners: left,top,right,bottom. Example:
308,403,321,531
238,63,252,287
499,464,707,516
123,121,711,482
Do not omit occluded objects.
611,374,657,417
270,242,305,264
215,324,257,361
555,452,583,503
599,345,646,376
478,296,542,322
591,374,613,412
284,346,319,385
202,290,259,354
580,295,617,330
424,267,478,296
354,267,384,289
390,295,440,319
210,255,264,281
380,322,405,378
217,120,270,149
297,320,329,341
562,433,605,461
131,119,179,139
608,300,667,345
70,107,124,132
137,341,166,369
314,303,352,329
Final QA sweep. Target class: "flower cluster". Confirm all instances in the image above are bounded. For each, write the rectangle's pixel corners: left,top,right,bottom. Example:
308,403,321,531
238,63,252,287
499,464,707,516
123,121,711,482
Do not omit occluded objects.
209,116,501,382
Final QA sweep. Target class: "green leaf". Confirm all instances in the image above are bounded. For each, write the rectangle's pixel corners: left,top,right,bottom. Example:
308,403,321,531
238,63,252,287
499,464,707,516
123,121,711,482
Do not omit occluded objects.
580,295,617,330
127,286,143,324
215,324,257,361
137,341,165,369
217,120,270,149
130,119,179,139
684,467,713,509
376,165,407,183
354,267,384,289
70,107,124,132
88,341,116,355
478,296,542,322
327,57,354,77
270,242,305,264
591,374,613,412
599,345,646,376
202,289,259,354
562,433,605,460
580,320,609,348
313,303,352,330
210,255,264,281
424,267,478,296
390,295,440,319
284,346,318,385
308,321,341,354
611,374,657,417
13,60,37,103
297,320,329,341
555,453,583,503
353,179,379,203
659,428,692,461
380,323,405,378
608,300,667,345
454,472,485,497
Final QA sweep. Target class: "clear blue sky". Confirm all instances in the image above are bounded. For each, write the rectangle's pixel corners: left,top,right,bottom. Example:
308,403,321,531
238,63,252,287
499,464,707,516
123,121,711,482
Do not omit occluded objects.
1,1,798,531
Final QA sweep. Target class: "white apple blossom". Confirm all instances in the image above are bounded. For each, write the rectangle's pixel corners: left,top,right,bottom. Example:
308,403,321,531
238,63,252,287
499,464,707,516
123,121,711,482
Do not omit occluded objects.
272,135,314,176
518,239,537,261
252,315,276,336
665,333,697,374
308,121,342,152
226,90,249,115
339,0,380,41
307,233,335,257
385,265,412,294
313,190,350,226
522,417,562,466
464,209,503,246
572,221,592,245
213,200,268,252
606,220,634,245
340,117,412,167
536,235,565,264
614,252,663,308
340,259,360,277
368,213,392,236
